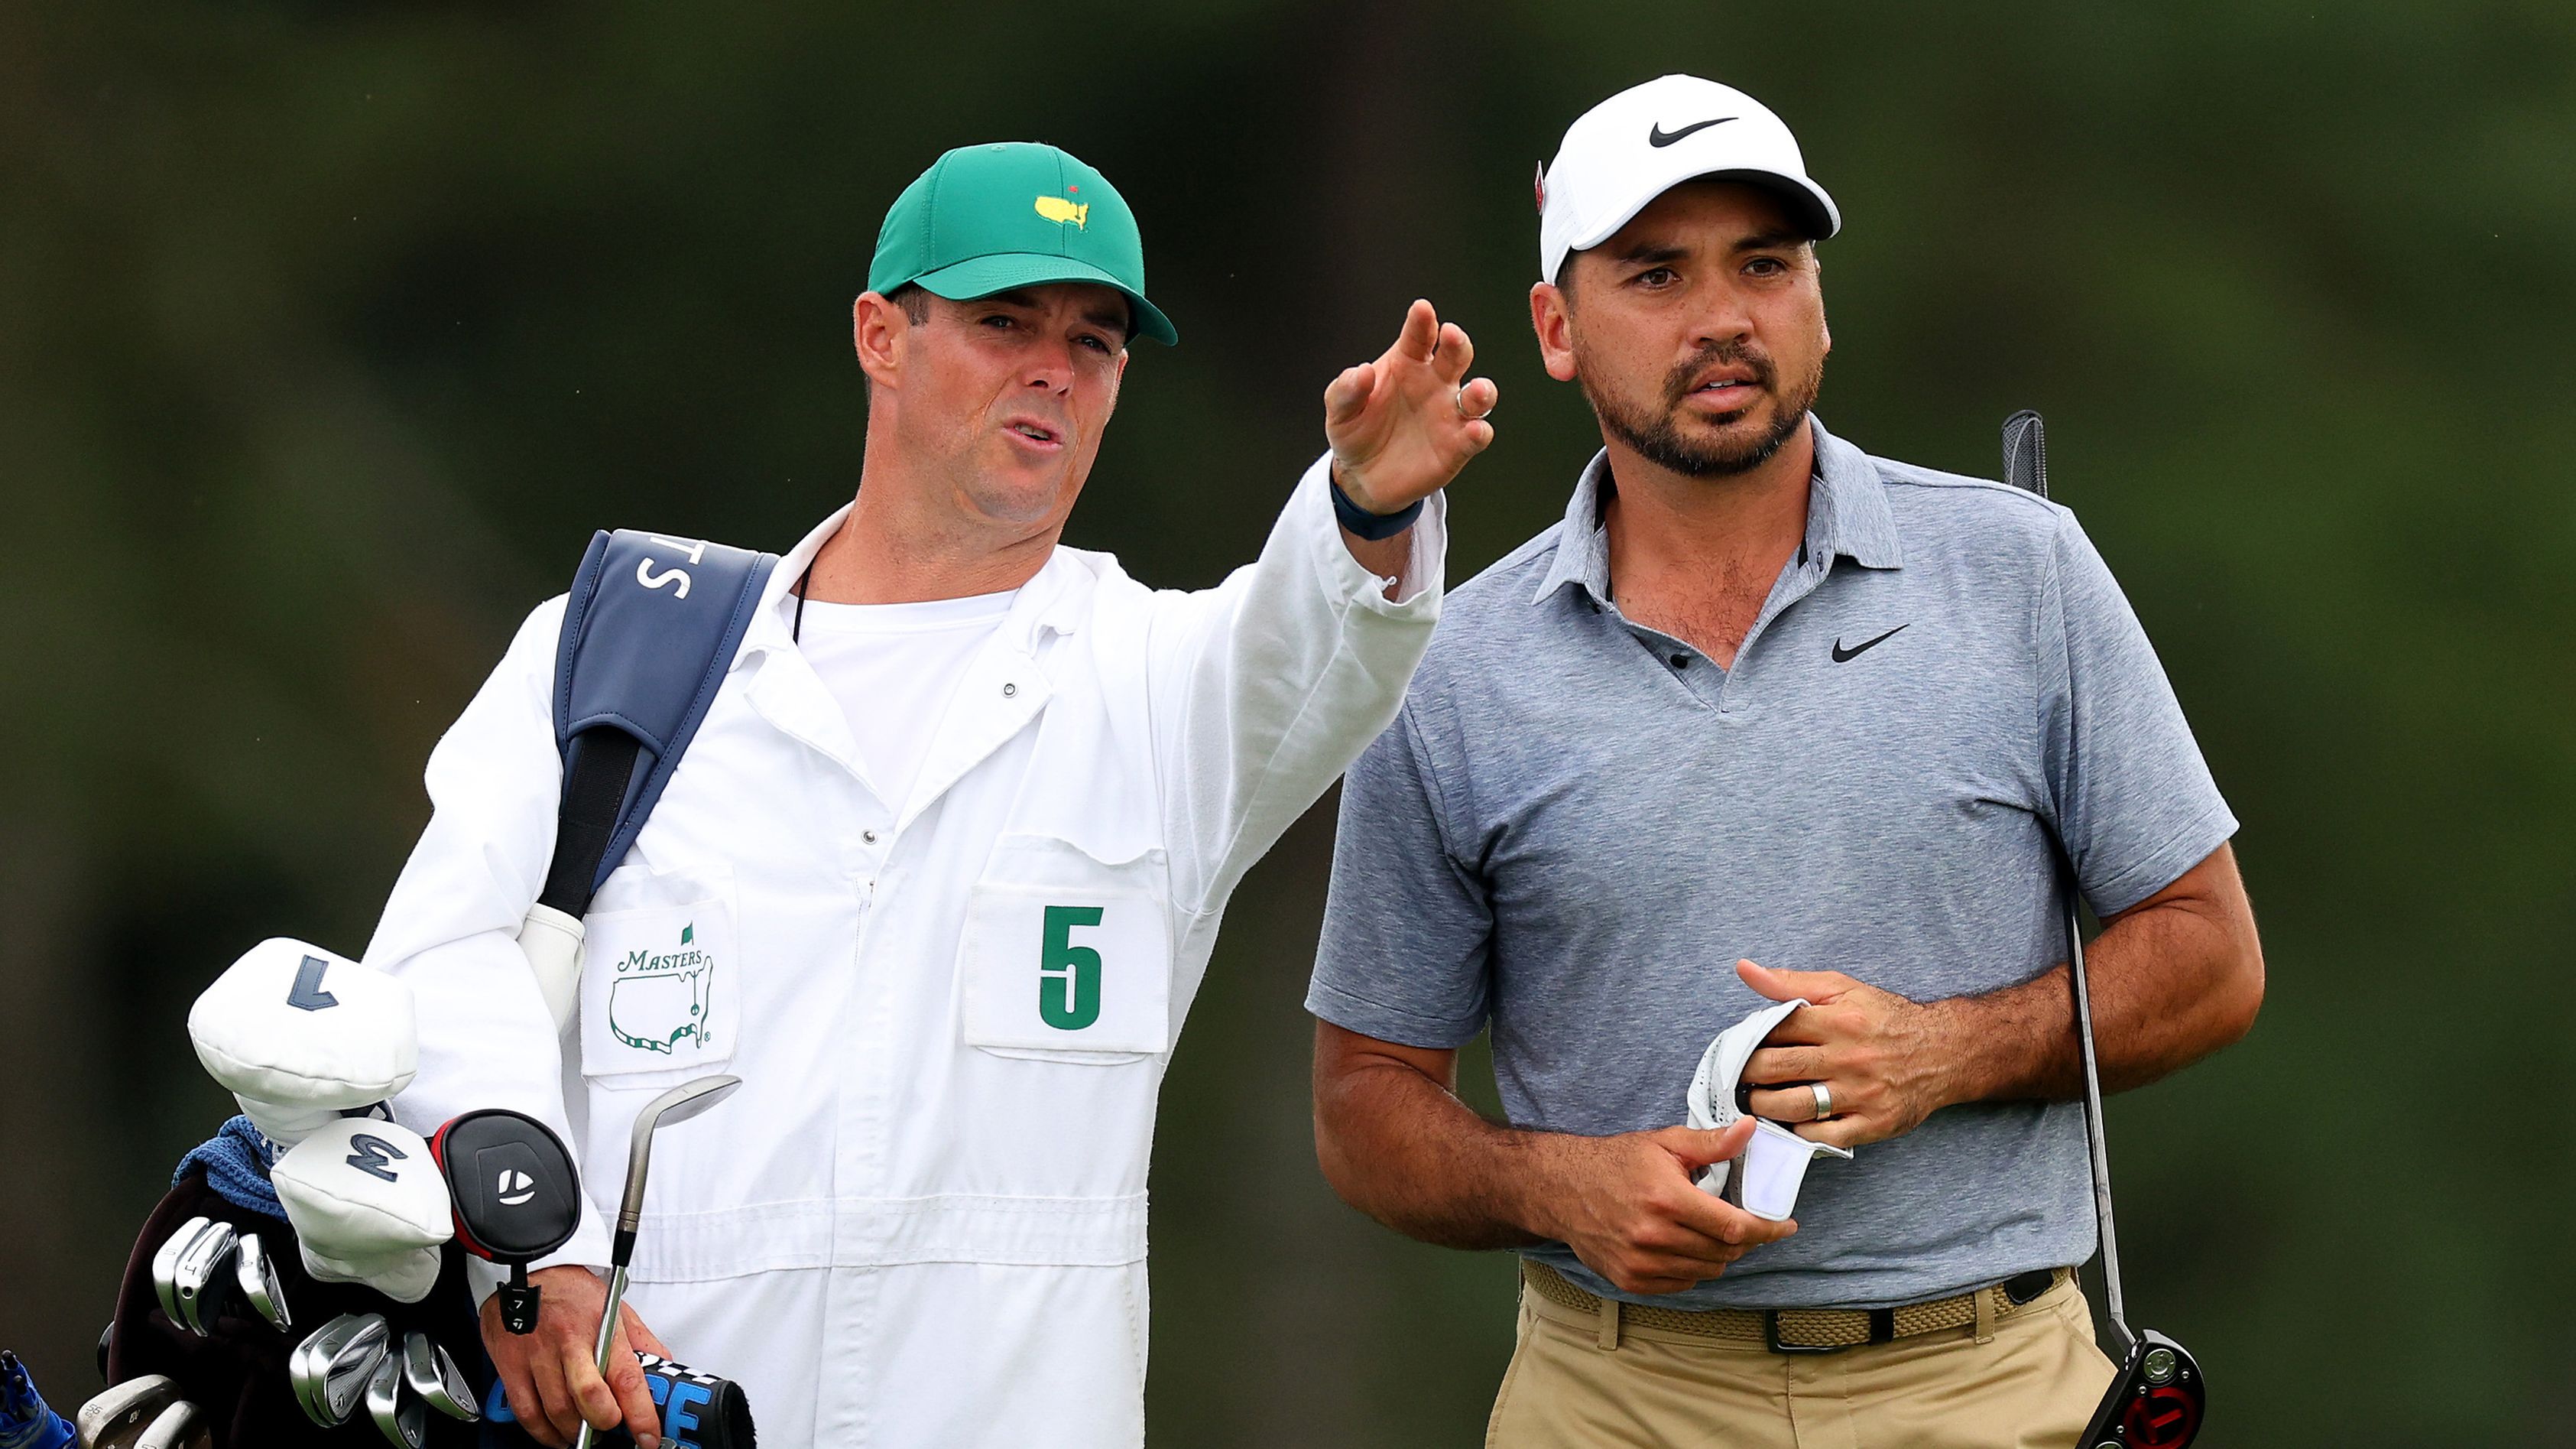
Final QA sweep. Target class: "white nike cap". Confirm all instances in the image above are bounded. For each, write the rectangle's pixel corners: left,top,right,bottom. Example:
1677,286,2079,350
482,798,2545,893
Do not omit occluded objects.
1537,75,1840,284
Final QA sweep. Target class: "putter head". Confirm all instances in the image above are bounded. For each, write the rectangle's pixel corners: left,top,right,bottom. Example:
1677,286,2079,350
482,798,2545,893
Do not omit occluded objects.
149,1218,211,1329
402,1333,482,1423
2081,1327,2205,1449
74,1375,180,1449
232,1231,291,1332
168,1222,239,1337
619,1075,741,1235
129,1399,209,1449
366,1350,424,1448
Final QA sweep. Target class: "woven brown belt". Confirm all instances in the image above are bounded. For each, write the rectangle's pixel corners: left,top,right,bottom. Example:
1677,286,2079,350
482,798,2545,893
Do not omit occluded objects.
1520,1259,2069,1353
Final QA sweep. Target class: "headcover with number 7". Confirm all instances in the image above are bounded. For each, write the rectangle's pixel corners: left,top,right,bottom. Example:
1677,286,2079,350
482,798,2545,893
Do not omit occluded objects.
2002,410,2208,1449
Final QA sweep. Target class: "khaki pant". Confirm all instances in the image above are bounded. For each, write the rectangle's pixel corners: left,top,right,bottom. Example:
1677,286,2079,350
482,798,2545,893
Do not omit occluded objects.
1486,1272,2117,1449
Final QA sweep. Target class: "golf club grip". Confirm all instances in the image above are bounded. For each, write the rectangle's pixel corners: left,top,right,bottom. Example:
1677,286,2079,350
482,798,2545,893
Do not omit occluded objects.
491,1352,756,1449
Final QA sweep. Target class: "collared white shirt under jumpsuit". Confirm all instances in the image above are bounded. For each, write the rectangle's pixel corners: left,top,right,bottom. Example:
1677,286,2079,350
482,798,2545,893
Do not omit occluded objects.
365,457,1444,1446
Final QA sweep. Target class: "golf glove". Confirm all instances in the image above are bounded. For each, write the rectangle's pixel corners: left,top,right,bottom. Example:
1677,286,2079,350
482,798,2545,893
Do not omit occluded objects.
273,1119,452,1304
188,938,417,1148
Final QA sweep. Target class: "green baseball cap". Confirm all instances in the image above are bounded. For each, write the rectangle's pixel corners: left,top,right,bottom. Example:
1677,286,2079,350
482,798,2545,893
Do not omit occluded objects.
868,141,1178,346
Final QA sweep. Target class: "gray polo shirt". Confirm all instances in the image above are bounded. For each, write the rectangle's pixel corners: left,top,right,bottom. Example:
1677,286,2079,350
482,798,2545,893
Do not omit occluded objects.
1307,416,2236,1311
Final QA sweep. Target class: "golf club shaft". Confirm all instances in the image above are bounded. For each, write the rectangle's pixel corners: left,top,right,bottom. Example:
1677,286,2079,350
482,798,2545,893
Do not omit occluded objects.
569,1263,631,1449
2066,898,2130,1345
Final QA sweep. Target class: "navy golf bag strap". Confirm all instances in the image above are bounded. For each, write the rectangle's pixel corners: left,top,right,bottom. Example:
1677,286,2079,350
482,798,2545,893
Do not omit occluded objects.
536,529,778,919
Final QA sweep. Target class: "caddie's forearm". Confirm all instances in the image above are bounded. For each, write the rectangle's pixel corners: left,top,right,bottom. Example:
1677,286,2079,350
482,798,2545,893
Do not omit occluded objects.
1312,1054,1549,1252
1339,525,1413,599
1938,881,2263,1106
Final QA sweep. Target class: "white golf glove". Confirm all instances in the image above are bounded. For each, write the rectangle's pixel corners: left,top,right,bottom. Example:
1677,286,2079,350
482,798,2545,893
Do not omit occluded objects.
187,938,417,1148
272,1118,453,1304
1685,997,1851,1220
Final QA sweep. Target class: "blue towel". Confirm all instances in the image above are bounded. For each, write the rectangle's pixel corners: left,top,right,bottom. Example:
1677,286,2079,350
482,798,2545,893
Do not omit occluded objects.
173,1114,288,1222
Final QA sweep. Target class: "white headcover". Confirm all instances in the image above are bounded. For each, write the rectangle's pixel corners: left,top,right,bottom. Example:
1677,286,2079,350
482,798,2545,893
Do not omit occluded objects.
271,1118,453,1304
188,938,417,1146
1685,997,1852,1220
1536,74,1840,284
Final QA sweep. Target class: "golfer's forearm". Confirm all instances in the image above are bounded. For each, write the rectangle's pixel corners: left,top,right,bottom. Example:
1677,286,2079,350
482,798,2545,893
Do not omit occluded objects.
1313,1062,1552,1251
1942,891,2263,1104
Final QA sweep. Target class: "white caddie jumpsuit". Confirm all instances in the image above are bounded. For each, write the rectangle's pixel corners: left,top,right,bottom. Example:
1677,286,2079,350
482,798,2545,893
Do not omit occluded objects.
365,457,1443,1447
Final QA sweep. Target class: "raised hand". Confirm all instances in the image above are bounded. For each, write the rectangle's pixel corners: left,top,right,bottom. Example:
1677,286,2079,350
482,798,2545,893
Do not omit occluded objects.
1323,298,1498,515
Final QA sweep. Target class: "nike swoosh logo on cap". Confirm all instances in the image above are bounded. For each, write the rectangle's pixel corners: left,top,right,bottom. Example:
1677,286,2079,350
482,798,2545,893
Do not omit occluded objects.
1648,117,1736,148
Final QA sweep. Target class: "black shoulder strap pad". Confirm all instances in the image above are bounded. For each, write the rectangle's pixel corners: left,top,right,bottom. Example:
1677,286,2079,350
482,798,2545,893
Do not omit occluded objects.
537,529,778,917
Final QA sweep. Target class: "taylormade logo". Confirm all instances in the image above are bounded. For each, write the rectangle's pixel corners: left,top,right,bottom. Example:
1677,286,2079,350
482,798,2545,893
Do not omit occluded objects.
496,1169,536,1207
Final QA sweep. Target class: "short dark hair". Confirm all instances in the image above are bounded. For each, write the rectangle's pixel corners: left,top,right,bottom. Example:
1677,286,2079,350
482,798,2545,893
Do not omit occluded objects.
887,282,932,325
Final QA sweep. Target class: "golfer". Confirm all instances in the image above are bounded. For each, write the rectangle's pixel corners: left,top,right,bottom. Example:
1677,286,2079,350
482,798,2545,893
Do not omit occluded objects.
365,141,1496,1447
1306,76,2263,1446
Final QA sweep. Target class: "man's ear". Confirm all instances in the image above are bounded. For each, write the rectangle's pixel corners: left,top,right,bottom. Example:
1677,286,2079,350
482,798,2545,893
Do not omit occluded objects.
1529,281,1578,383
853,291,908,391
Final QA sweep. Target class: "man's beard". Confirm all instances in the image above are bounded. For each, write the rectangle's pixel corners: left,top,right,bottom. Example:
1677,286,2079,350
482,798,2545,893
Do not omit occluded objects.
1580,340,1822,478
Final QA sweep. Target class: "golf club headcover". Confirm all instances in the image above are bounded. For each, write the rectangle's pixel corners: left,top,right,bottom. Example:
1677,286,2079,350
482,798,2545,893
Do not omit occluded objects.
188,939,417,1149
272,1120,452,1304
1684,997,1854,1220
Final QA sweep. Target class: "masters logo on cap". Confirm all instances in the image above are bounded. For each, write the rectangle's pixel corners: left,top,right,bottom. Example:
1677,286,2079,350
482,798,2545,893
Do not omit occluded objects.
869,141,1179,346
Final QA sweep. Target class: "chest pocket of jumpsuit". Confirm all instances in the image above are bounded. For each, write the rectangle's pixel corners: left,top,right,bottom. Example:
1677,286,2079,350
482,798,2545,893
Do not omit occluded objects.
960,833,1173,1062
577,862,741,1084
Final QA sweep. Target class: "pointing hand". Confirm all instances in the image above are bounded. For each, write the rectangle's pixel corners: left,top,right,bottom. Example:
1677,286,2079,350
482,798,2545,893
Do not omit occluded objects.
1323,299,1498,515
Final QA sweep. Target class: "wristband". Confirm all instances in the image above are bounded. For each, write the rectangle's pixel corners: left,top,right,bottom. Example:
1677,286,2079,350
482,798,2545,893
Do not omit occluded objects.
1329,472,1425,541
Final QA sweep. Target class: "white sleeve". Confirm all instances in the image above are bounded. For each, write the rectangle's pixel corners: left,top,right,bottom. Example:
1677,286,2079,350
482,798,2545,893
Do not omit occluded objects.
1150,453,1446,916
364,595,614,1273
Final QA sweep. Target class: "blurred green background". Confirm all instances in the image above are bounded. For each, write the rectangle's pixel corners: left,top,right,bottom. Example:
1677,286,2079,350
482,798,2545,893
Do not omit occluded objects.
5,2,2569,1444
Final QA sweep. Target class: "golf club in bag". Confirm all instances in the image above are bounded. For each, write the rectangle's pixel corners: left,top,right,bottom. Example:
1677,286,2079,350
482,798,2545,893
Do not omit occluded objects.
2001,411,2208,1449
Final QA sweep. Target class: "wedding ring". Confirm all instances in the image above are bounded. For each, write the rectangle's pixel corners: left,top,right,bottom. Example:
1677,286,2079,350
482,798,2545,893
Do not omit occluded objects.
1809,1083,1834,1121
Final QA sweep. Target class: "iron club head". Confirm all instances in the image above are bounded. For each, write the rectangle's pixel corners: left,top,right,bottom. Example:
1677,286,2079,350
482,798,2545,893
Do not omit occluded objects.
616,1075,741,1242
365,1350,424,1448
402,1333,482,1422
294,1313,389,1428
148,1218,210,1329
232,1231,290,1333
73,1374,180,1449
128,1399,209,1449
168,1222,239,1337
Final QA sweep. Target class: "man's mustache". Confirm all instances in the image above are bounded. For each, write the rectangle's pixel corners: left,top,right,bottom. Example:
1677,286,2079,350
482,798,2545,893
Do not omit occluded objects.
1663,343,1778,407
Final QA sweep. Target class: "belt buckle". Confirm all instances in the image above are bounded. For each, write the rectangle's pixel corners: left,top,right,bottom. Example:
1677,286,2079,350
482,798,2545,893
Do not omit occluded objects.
1762,1311,1847,1356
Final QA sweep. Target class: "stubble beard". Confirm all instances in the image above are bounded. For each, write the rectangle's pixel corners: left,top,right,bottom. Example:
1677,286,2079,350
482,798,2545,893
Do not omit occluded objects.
1580,340,1824,479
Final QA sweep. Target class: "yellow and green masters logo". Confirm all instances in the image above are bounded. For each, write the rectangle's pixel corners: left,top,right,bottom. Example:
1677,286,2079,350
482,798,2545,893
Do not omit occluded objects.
1033,194,1088,229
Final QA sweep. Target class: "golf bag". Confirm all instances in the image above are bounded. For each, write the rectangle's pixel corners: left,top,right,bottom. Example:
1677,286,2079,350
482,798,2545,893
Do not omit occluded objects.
102,1167,487,1447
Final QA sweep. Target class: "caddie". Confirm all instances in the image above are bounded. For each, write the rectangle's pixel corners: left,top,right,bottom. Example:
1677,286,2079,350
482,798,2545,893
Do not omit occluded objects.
363,141,1496,1447
1306,77,2266,1446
